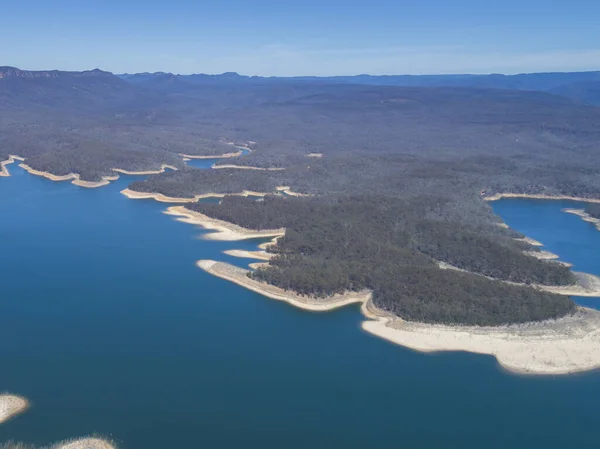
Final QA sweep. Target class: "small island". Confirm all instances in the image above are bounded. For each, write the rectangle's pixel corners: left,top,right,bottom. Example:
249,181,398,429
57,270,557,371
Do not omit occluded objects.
563,204,600,231
0,394,29,424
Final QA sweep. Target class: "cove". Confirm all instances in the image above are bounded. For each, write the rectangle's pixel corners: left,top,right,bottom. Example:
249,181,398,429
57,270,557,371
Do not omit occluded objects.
1,167,600,449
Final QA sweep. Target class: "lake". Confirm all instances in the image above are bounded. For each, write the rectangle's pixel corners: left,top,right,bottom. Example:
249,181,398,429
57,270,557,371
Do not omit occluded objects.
1,164,599,449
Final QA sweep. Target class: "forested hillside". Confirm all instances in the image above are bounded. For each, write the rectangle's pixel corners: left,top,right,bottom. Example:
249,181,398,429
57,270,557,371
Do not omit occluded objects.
585,204,600,219
187,196,575,325
3,66,599,325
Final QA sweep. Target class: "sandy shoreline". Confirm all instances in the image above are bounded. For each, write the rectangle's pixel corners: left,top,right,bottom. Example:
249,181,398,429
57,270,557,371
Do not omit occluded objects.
223,249,274,260
0,155,25,177
180,150,243,159
121,188,276,204
198,260,371,311
0,394,29,424
485,193,600,204
212,164,285,171
53,437,116,449
112,164,177,175
164,206,285,241
16,161,177,188
19,164,121,188
563,208,600,231
197,259,600,375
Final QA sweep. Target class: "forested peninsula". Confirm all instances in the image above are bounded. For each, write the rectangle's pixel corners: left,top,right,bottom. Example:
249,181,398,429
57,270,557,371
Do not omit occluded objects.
3,66,600,326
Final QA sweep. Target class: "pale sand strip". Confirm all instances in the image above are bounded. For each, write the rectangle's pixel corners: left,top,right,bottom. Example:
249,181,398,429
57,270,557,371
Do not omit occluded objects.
180,150,243,159
275,186,312,197
485,193,600,204
121,188,274,204
0,155,24,177
0,394,29,424
212,164,285,171
223,249,274,260
439,260,597,295
197,260,600,375
53,437,116,449
112,164,177,175
198,260,370,311
516,236,543,247
19,164,118,188
563,208,600,231
362,308,600,375
164,206,285,241
18,161,176,188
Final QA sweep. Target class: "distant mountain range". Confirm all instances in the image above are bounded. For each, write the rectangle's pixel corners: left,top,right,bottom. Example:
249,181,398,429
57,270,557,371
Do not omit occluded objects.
119,70,600,105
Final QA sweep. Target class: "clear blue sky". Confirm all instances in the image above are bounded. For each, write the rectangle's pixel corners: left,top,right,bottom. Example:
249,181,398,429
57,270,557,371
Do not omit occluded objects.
2,0,599,76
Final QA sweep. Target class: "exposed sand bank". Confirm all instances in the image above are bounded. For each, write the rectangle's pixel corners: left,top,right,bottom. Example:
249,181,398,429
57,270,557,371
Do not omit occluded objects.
19,164,119,188
485,193,600,204
223,249,274,260
164,206,285,241
180,150,243,159
0,394,29,424
198,260,371,311
198,259,600,375
0,155,24,177
54,437,116,449
563,208,600,231
275,185,312,197
516,236,543,247
363,308,600,375
540,272,600,297
212,164,285,171
112,164,177,175
121,188,276,204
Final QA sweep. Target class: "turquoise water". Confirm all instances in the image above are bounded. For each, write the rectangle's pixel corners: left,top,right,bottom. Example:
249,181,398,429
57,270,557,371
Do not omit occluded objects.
1,167,600,449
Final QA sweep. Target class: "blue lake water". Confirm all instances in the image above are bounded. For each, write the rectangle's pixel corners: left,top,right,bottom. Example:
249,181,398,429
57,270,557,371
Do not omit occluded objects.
1,166,600,449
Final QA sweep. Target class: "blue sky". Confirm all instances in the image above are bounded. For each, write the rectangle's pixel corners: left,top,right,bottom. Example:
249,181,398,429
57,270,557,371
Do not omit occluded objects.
1,0,599,76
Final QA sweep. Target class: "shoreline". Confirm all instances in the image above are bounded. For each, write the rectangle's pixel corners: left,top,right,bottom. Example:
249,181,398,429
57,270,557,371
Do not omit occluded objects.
223,249,274,260
198,259,600,375
198,260,371,311
16,161,179,188
53,437,116,449
0,155,25,177
121,188,275,204
164,206,285,241
212,164,285,171
485,193,600,204
112,164,178,176
180,150,243,159
563,208,600,231
0,394,29,424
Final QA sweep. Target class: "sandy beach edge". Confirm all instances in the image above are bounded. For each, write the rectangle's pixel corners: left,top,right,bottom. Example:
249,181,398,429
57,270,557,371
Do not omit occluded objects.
52,437,117,449
211,164,285,171
563,208,600,231
180,150,243,159
164,206,285,241
16,162,177,188
199,259,600,375
121,188,279,204
0,155,25,177
484,193,600,204
112,164,178,176
0,394,29,424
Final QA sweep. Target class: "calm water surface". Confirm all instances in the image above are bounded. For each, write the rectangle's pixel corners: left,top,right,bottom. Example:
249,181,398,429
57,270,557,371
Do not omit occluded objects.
1,167,600,449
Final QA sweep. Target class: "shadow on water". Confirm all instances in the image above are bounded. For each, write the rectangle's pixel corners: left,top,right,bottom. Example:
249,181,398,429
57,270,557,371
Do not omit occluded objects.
1,168,600,449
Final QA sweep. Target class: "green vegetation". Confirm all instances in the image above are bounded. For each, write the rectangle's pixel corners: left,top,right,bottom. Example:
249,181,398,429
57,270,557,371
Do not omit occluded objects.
188,196,576,326
3,66,597,325
585,203,600,219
